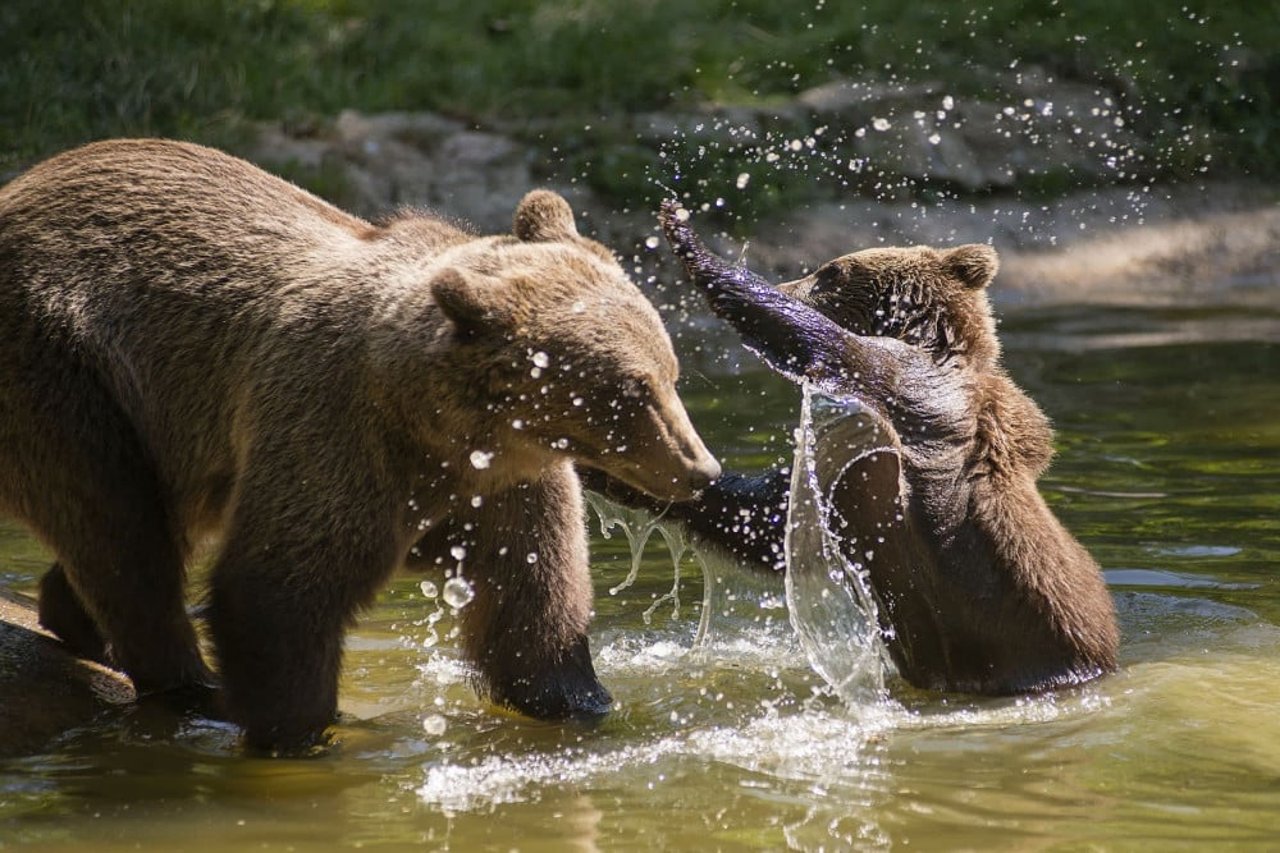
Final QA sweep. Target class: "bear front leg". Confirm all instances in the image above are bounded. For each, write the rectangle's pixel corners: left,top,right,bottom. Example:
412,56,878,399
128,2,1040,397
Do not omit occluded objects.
458,465,611,719
208,506,400,753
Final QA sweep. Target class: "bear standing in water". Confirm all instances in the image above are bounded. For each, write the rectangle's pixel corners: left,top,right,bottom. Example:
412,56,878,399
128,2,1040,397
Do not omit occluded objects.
0,140,719,751
593,203,1118,696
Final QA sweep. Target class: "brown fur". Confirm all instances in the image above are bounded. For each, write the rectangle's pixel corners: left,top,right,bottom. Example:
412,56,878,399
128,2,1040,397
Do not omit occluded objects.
776,244,1118,692
0,139,719,750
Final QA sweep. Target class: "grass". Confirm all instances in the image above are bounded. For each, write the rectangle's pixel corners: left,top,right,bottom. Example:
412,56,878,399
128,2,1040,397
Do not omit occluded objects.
2,0,1276,211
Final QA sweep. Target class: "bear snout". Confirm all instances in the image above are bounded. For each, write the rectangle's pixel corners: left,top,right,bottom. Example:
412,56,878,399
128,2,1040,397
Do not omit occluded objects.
685,456,721,493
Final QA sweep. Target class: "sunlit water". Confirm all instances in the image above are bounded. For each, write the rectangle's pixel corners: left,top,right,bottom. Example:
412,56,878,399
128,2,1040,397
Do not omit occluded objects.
1,305,1278,850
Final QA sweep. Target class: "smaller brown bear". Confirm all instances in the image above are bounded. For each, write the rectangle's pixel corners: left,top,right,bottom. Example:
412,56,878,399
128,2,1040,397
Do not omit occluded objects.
593,203,1118,696
0,140,720,751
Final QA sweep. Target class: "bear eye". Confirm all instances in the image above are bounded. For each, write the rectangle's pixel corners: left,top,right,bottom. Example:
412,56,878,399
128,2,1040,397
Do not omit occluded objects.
620,376,648,400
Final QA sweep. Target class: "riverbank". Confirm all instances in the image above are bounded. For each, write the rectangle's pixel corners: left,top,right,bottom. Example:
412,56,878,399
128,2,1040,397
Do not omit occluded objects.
249,108,1279,309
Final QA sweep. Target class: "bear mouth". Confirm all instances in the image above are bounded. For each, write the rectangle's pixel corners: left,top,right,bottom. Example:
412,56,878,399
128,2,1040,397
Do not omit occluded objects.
578,456,709,504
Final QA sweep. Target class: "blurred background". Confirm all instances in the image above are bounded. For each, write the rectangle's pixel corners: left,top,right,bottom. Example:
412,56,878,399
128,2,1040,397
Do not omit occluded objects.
2,0,1276,307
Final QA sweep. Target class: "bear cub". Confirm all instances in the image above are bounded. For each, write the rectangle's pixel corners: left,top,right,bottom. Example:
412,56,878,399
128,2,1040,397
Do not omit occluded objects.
596,204,1121,697
0,140,719,751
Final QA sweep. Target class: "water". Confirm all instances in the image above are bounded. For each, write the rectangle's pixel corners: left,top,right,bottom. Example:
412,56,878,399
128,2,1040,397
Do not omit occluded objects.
784,387,889,705
1,305,1278,849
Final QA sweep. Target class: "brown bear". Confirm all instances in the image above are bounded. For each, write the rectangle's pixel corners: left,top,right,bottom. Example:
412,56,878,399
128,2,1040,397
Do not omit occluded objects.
0,139,720,752
591,202,1119,696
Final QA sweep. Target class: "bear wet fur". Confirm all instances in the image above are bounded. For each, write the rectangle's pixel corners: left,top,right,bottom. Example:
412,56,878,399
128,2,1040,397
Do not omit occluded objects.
593,205,1119,696
0,140,719,751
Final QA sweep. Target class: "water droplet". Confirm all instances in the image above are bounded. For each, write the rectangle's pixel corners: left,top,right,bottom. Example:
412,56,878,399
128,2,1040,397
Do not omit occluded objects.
531,351,550,368
419,580,438,599
673,207,690,223
470,495,483,508
572,300,586,314
644,235,660,249
942,94,955,110
735,172,751,189
469,450,494,469
442,576,475,609
872,117,891,132
526,552,539,564
422,714,447,737
512,419,524,430
449,545,467,562
928,133,942,145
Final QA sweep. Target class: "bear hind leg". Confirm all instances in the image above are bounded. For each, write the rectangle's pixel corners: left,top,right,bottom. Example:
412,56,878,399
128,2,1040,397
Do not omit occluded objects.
38,469,211,697
38,562,108,664
3,373,212,696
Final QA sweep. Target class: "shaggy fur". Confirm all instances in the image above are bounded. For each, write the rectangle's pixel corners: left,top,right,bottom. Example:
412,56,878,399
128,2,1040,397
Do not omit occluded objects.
0,139,719,751
772,243,1117,692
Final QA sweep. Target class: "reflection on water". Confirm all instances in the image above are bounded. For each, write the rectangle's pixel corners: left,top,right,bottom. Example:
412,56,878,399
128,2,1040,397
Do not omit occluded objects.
1,306,1278,849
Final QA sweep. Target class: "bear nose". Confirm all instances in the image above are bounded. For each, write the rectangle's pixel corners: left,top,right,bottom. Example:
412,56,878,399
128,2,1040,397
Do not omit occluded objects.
687,458,721,492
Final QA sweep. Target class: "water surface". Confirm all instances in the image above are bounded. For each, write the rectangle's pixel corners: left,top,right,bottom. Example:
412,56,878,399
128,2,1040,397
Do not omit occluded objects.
2,304,1277,850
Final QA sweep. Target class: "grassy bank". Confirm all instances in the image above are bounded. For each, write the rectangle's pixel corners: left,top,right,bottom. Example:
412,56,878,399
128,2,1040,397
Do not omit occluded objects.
2,0,1276,204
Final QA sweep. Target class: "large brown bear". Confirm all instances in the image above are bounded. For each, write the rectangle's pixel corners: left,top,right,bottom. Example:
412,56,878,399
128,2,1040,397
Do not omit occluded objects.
592,203,1119,696
0,139,720,752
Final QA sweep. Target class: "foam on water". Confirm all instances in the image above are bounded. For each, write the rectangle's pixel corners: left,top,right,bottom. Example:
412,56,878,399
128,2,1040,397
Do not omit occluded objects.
411,674,1099,814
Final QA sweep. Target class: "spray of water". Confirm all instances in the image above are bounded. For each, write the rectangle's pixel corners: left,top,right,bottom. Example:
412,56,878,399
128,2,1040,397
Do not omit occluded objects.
584,490,724,640
784,384,892,707
583,385,893,698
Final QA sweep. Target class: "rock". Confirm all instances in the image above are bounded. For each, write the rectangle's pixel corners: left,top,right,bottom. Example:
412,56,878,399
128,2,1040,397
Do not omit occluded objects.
789,68,1143,191
252,109,537,232
0,590,134,758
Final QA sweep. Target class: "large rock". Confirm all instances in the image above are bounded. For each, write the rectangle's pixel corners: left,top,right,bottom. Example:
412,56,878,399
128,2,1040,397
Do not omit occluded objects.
0,590,134,758
791,69,1143,191
251,110,539,233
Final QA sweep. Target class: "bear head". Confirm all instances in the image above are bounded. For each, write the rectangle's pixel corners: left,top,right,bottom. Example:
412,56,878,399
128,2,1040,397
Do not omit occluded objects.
427,190,720,501
777,244,1002,370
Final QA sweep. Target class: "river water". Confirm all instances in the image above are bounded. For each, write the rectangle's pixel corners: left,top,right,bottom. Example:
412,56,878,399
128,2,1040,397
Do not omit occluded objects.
1,304,1277,850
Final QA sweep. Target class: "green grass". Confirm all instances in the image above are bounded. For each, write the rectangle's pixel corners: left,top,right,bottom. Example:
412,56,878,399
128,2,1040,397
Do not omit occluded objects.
2,0,1276,209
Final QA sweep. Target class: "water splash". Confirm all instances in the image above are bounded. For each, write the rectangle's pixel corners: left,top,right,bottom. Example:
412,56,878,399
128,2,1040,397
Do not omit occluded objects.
582,491,666,596
641,521,688,624
584,491,725,642
784,384,892,707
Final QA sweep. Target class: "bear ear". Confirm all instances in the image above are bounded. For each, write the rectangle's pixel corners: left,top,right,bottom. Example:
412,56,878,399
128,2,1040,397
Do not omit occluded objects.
513,190,580,242
944,244,999,290
431,269,492,337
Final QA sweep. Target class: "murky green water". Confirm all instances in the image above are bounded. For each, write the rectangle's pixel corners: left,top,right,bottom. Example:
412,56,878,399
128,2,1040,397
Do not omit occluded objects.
1,305,1278,850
